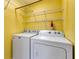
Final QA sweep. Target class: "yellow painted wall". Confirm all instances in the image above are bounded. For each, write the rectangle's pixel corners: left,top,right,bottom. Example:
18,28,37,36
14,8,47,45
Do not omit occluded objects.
4,2,24,59
63,0,75,44
22,0,63,31
4,0,75,59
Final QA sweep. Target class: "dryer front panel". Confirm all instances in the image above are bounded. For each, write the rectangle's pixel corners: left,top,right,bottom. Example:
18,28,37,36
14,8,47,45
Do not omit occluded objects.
31,42,66,59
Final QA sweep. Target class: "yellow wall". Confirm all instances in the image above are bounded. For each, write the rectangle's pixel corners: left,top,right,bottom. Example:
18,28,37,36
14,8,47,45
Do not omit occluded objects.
4,2,24,59
4,0,75,59
63,0,75,44
22,0,63,31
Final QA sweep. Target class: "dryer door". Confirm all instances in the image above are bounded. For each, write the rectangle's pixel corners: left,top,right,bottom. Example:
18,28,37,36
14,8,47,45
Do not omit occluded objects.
32,43,66,59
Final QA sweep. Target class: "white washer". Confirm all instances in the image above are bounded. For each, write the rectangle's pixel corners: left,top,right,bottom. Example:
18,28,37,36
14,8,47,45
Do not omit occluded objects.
12,30,39,59
31,30,73,59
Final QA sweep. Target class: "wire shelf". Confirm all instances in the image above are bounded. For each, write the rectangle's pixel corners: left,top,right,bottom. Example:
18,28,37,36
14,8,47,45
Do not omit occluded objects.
22,9,64,23
23,18,63,23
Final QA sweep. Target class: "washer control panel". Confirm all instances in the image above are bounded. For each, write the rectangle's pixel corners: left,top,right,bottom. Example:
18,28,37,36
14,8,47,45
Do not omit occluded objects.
24,30,39,33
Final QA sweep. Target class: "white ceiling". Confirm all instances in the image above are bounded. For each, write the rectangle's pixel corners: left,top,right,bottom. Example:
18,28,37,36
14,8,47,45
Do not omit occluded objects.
4,0,39,9
12,0,39,7
4,0,40,15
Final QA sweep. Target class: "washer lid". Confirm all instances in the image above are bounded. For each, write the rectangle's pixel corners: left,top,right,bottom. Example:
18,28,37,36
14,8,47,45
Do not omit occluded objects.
31,35,72,45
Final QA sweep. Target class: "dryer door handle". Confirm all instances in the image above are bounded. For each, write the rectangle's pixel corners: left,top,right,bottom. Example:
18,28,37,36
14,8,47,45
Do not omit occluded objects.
35,51,39,57
34,49,39,57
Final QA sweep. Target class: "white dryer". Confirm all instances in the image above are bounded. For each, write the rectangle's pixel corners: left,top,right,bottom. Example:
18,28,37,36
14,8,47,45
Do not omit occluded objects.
31,30,73,59
12,30,39,59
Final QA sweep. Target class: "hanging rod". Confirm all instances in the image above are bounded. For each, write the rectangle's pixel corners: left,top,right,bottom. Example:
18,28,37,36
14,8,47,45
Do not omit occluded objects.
15,0,42,9
22,18,64,23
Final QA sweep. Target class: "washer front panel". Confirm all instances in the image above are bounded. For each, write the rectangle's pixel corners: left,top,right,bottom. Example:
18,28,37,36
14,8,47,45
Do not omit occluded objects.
13,37,30,59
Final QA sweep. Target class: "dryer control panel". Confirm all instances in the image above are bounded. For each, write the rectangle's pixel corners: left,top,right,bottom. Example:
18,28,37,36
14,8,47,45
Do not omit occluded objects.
39,30,65,37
